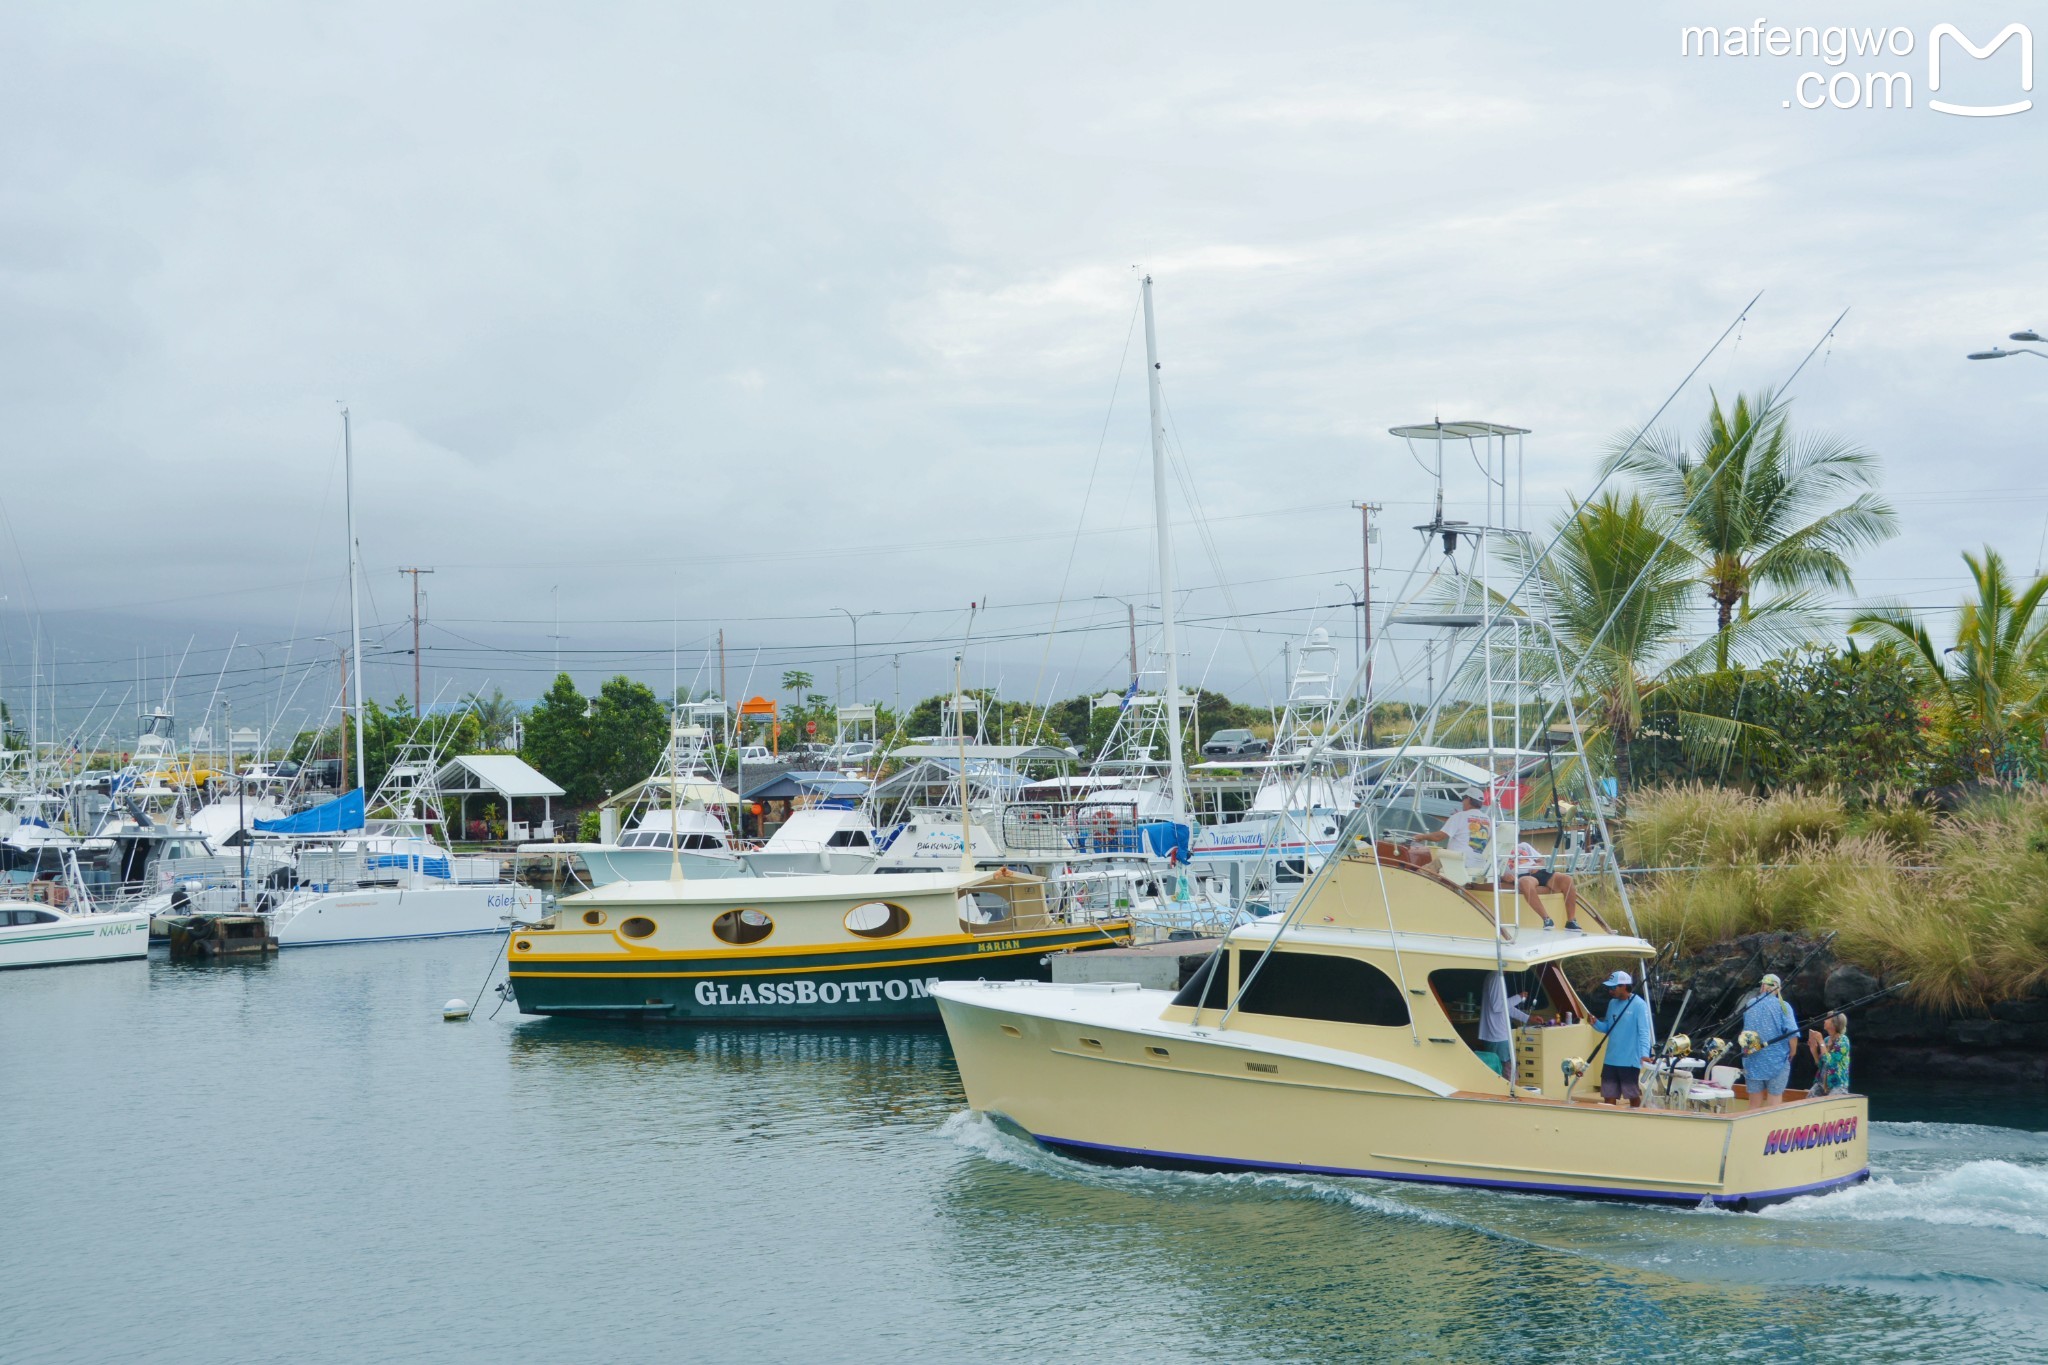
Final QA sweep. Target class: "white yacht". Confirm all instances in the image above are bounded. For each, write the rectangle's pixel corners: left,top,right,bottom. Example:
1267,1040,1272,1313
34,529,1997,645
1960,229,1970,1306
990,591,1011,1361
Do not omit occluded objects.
533,707,751,886
0,899,150,969
742,804,880,876
0,852,149,969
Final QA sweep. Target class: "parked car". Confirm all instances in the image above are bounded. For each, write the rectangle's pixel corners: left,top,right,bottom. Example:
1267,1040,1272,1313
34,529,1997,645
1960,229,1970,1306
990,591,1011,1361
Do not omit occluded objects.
735,744,775,765
301,758,343,789
1200,728,1269,758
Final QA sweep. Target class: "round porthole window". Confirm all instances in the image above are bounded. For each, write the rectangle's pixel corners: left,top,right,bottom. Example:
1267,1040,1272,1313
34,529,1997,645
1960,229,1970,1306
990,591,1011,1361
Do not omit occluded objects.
514,939,531,952
712,908,773,945
582,910,607,926
844,901,911,939
619,916,657,939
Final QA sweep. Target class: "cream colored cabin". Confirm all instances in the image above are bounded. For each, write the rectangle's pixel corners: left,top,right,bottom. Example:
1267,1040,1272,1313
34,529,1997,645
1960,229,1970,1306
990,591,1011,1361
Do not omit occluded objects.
933,849,1869,1207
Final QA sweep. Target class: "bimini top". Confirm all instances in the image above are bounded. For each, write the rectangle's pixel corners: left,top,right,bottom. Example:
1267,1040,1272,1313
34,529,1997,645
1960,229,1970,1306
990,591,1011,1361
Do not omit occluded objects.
1388,420,1532,441
889,744,1073,762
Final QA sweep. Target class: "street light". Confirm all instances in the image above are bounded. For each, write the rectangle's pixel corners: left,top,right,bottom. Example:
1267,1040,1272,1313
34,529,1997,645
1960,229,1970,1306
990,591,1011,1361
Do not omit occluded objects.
1968,343,2048,361
1093,595,1151,688
2013,330,2044,342
832,608,879,706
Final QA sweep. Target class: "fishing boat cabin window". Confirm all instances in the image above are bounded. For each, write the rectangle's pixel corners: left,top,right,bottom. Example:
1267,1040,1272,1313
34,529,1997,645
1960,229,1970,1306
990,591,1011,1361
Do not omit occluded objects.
1428,965,1582,1047
825,830,871,848
1172,950,1408,1027
618,916,657,939
713,908,774,945
1171,952,1230,1009
844,901,911,938
1235,951,1408,1027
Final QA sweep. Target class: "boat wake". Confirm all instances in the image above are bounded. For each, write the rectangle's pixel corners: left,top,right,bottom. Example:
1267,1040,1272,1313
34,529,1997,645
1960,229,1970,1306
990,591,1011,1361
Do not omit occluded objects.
1764,1158,2048,1239
937,1110,1471,1230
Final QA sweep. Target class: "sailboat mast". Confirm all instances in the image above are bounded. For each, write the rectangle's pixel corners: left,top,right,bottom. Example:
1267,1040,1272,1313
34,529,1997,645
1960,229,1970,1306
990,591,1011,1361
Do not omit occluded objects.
1141,276,1188,820
343,407,367,794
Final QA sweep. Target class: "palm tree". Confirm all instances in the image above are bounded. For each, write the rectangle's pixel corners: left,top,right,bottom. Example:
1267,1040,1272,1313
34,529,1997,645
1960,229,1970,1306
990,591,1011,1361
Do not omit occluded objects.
1605,389,1896,668
1851,547,2048,769
464,688,522,750
1502,492,1802,794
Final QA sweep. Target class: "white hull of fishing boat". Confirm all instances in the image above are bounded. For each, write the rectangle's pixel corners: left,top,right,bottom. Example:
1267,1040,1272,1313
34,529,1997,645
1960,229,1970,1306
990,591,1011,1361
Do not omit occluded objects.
265,884,546,946
565,846,753,887
0,903,151,969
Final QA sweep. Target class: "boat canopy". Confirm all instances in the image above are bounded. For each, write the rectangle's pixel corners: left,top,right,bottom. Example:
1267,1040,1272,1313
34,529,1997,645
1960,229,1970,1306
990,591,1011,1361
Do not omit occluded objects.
254,788,366,835
889,744,1073,762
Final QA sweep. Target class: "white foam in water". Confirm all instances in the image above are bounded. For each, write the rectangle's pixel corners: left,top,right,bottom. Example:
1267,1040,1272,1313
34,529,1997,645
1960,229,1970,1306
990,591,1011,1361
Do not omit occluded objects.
939,1111,1471,1231
1767,1159,2048,1239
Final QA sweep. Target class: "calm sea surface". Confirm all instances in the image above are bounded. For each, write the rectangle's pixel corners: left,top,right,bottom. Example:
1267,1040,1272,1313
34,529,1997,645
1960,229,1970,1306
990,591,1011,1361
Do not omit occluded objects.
4,938,2044,1364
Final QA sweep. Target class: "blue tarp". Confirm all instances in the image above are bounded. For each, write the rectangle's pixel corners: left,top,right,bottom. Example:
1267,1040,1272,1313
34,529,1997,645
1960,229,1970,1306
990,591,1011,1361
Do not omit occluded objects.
1141,820,1193,864
255,788,366,835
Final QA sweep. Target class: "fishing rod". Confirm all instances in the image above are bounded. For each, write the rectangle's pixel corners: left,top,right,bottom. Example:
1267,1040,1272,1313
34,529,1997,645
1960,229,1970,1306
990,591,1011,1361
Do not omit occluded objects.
1563,984,1651,1102
1693,931,1839,1046
1692,979,1910,1072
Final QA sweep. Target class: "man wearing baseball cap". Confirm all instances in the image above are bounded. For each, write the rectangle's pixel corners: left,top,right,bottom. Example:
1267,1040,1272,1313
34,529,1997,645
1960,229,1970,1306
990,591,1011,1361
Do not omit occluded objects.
1741,972,1799,1109
1591,969,1653,1107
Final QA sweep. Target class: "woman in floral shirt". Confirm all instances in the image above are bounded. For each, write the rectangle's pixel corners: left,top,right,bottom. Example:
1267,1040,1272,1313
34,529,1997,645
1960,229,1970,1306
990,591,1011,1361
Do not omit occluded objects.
1808,1012,1851,1095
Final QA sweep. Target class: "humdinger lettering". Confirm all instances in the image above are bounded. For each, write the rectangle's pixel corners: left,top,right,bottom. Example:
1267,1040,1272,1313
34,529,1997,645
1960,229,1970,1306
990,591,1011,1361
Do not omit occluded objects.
693,977,941,1007
1762,1116,1860,1155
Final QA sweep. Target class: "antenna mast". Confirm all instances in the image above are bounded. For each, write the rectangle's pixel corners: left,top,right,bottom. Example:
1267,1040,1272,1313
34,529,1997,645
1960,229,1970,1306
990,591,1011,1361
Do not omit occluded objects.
1141,276,1188,820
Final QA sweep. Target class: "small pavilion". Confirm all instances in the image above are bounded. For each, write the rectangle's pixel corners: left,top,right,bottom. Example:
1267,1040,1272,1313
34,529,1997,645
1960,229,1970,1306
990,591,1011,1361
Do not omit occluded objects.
432,754,566,842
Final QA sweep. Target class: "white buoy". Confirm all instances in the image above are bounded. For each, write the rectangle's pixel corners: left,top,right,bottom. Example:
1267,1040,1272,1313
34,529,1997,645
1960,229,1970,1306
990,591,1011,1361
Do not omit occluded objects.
443,998,472,1020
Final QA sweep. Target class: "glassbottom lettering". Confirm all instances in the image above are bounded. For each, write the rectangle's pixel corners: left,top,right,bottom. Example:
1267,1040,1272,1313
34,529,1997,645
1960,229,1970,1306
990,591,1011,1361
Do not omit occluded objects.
693,977,942,1007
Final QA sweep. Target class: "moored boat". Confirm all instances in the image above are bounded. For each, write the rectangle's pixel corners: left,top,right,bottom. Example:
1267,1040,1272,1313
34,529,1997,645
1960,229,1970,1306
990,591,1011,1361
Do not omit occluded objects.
933,848,1869,1208
507,868,1134,1022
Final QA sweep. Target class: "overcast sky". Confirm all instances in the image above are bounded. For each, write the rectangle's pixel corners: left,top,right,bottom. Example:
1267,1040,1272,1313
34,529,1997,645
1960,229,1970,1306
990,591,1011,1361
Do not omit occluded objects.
1,2,2041,744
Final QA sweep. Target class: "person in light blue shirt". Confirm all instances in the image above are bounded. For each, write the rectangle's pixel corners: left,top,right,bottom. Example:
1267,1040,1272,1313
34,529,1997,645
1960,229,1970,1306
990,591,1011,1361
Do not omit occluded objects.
1741,972,1799,1109
1592,969,1654,1107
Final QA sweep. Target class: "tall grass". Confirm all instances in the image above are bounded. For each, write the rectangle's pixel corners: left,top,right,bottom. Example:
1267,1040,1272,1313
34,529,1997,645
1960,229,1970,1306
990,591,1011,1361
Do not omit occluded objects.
1622,783,2048,1011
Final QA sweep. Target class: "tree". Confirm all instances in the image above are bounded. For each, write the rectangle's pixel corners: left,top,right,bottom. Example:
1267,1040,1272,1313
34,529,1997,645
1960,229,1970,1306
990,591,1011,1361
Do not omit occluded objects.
1605,388,1896,668
586,676,667,796
1503,492,1801,794
780,670,813,698
466,688,522,750
1852,547,2048,775
522,673,593,802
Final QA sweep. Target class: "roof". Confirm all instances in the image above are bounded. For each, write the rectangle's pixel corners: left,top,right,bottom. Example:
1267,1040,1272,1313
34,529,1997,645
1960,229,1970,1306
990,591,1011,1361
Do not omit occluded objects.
889,744,1073,762
433,754,565,799
607,774,743,808
566,866,1038,907
745,771,871,802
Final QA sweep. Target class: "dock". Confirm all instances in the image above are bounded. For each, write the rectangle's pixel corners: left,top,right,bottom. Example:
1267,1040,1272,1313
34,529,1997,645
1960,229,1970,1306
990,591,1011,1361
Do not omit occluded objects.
166,915,279,961
1052,937,1219,992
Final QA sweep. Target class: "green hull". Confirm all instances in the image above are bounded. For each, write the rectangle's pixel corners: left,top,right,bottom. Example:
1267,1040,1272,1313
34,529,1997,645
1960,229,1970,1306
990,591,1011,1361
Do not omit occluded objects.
510,927,1122,1023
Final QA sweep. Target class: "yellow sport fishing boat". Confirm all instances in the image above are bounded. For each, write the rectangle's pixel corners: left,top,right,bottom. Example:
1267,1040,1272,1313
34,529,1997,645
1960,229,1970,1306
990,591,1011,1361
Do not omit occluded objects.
934,849,1868,1208
509,868,1132,1022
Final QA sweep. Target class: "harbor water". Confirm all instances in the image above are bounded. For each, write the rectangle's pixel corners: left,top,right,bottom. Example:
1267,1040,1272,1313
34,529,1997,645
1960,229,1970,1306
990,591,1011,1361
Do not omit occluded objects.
4,939,2044,1363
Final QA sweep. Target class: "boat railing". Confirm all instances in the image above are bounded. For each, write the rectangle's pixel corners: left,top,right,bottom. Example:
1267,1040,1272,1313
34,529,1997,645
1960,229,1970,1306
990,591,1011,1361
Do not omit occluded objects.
999,799,1146,856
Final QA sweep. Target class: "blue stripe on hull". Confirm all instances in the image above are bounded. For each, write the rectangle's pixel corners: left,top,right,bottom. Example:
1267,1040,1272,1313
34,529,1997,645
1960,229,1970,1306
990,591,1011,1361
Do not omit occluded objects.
1026,1129,1869,1209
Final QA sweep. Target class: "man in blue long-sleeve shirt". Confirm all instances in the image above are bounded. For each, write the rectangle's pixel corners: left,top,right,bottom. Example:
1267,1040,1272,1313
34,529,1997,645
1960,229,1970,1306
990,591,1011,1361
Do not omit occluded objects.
1592,969,1654,1108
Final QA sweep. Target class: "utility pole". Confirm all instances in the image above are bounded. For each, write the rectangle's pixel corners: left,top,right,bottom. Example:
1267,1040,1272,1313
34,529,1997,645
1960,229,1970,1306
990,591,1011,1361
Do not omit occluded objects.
718,627,728,719
551,586,561,678
1125,602,1138,688
398,567,434,716
1352,501,1382,744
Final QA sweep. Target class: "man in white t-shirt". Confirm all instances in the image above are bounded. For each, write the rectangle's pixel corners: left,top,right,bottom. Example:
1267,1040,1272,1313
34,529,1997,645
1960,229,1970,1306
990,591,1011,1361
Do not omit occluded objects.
1505,840,1582,932
1413,792,1491,881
